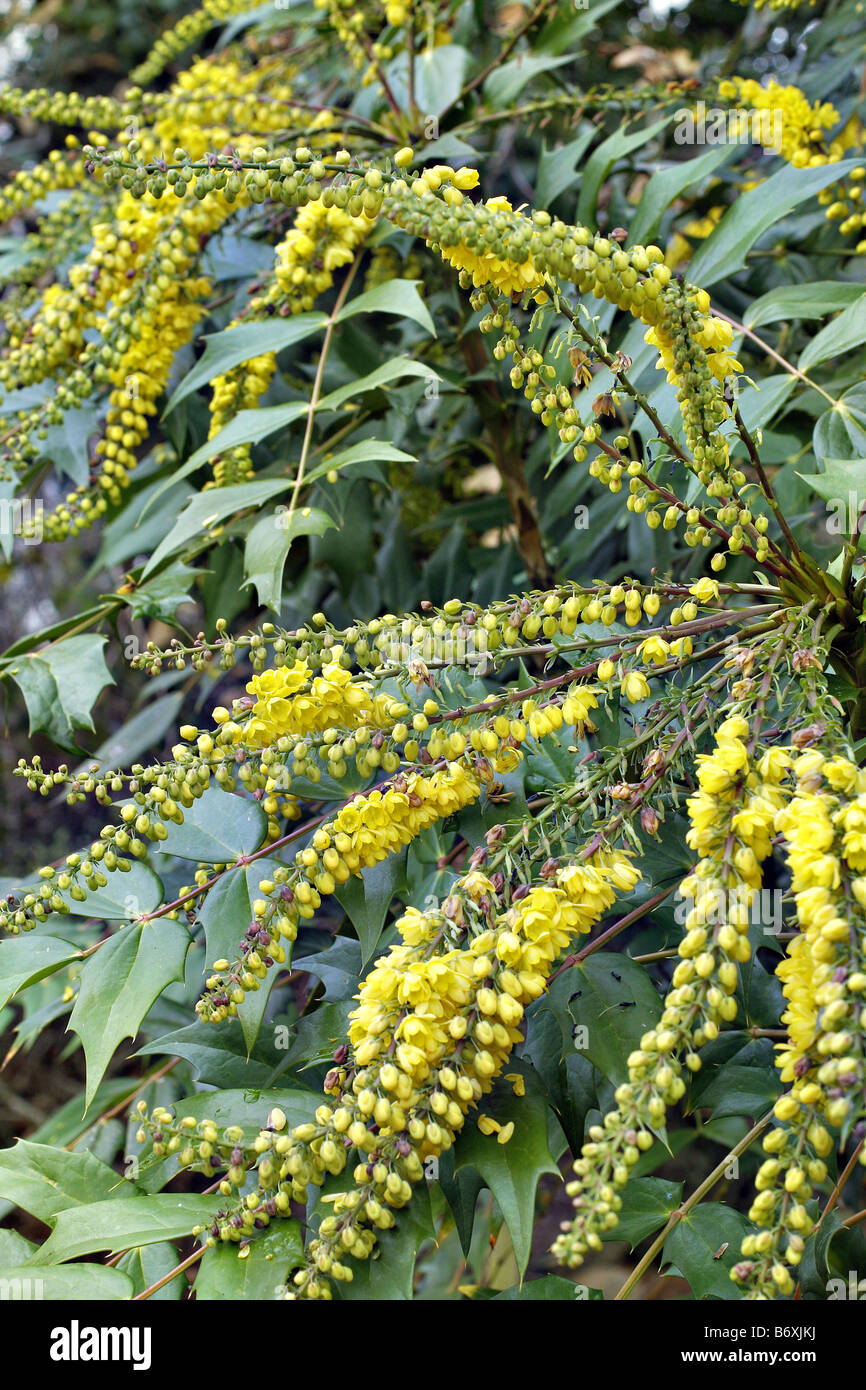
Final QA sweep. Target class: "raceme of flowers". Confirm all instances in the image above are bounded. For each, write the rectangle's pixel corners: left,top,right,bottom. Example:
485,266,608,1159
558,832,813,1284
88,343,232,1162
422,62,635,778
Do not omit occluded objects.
139,847,642,1298
552,718,793,1269
732,749,866,1298
717,77,866,253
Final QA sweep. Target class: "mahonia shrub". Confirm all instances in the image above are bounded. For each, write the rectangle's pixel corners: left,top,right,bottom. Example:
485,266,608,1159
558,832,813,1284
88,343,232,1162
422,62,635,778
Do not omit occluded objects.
1,0,866,1304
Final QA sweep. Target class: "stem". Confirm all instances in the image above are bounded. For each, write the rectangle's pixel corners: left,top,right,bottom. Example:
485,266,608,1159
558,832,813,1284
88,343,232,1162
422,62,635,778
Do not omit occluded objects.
285,253,363,519
133,1246,205,1301
713,309,838,408
732,402,809,571
549,886,676,981
614,1110,773,1300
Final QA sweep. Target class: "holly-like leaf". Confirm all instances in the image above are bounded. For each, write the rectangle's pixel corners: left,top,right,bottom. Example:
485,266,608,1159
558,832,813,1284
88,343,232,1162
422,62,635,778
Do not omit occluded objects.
196,1221,304,1299
336,279,435,336
690,1063,781,1121
243,505,336,611
543,952,663,1085
293,936,363,1002
689,158,864,286
812,383,866,473
116,1242,186,1300
335,850,407,963
800,293,866,370
0,936,80,1014
143,478,295,576
9,635,113,750
453,1062,558,1277
661,1203,750,1299
198,862,283,1054
69,919,191,1109
166,312,328,411
29,1194,226,1264
0,1139,140,1224
157,786,268,862
604,1177,683,1250
0,1264,134,1299
135,1020,279,1088
66,859,164,921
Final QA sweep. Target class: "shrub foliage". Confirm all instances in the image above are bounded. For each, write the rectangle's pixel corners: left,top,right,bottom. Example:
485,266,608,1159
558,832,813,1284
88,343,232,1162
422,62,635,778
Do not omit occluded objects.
1,0,866,1303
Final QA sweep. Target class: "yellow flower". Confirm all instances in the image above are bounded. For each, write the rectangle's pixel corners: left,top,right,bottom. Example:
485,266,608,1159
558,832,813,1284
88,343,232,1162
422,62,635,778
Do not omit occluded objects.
689,577,721,604
621,671,651,703
638,636,670,667
437,195,546,299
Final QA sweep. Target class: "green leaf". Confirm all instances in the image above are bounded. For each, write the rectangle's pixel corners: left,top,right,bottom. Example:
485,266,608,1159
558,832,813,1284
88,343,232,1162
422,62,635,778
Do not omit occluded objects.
151,355,437,527
30,1194,225,1264
142,479,293,577
198,865,280,1053
293,935,363,1001
316,356,439,412
69,919,191,1109
662,1203,750,1299
629,144,735,246
535,127,595,208
411,45,470,116
243,505,337,610
800,293,866,371
335,850,406,963
136,1020,279,1088
0,1230,35,1264
123,561,200,621
0,1264,134,1299
813,383,866,471
272,998,354,1074
493,1274,586,1300
689,158,864,287
544,952,663,1085
40,401,102,486
799,1208,866,1298
535,0,622,53
437,1147,484,1257
735,949,786,1031
453,1062,557,1277
66,859,164,921
9,635,113,750
605,1177,683,1249
196,1221,304,1299
745,281,865,331
689,1063,781,1120
483,52,575,110
166,312,328,412
577,114,672,227
0,936,80,1013
302,437,416,486
157,786,268,862
0,1139,139,1224
798,455,865,522
116,1242,186,1300
336,279,435,336
335,1181,434,1300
